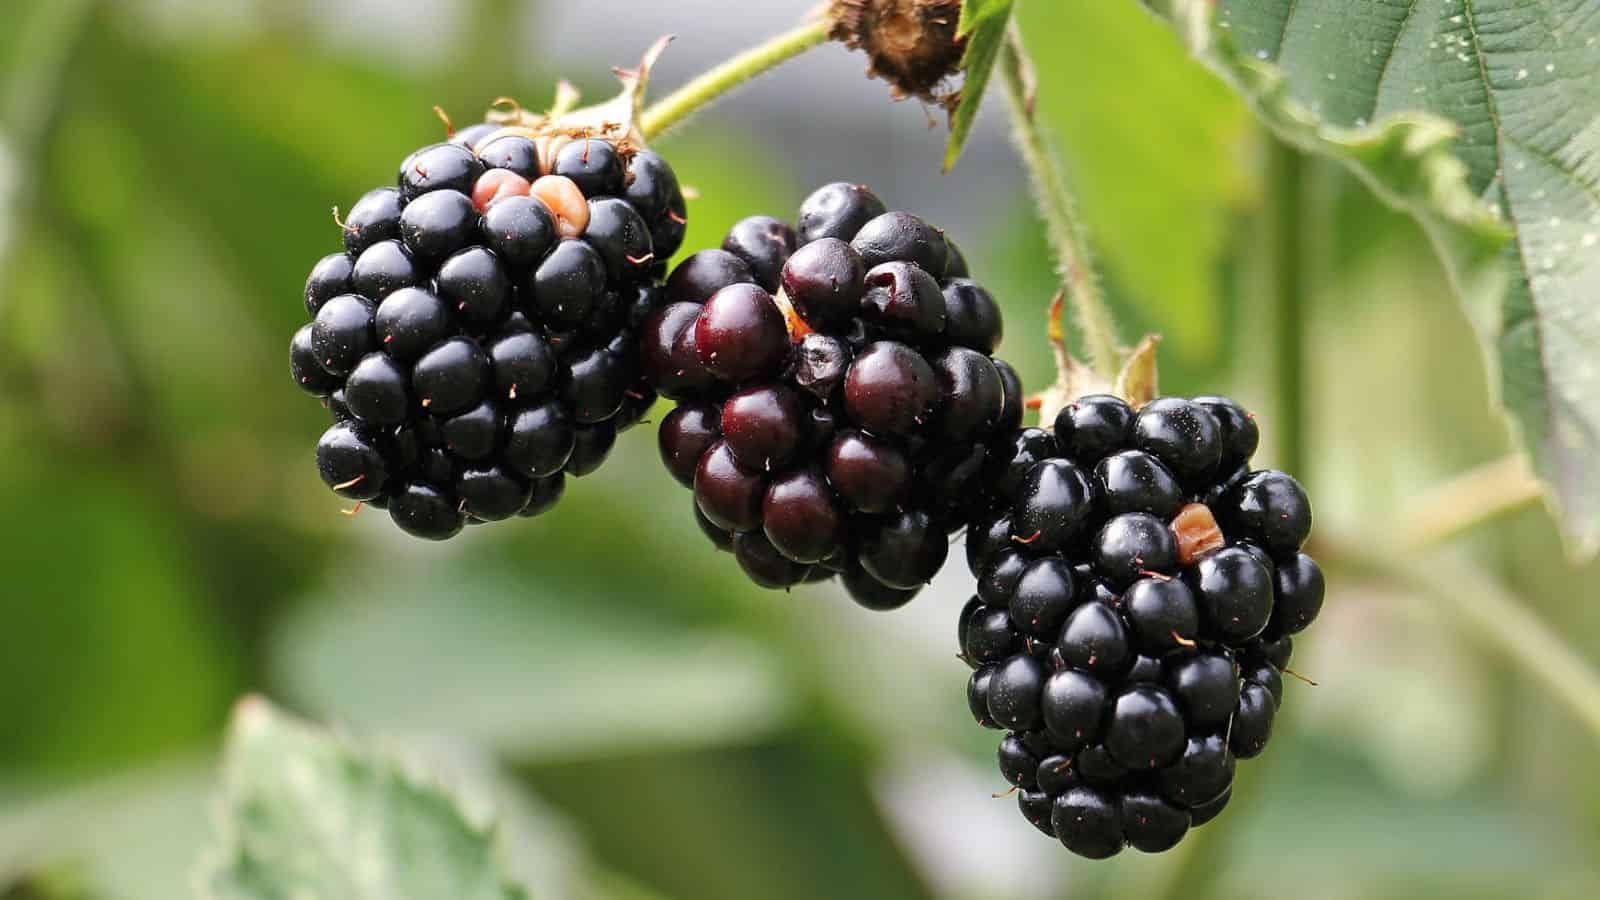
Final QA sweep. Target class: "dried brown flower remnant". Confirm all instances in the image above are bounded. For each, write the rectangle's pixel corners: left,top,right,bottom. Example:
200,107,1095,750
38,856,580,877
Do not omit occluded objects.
828,0,965,107
1171,502,1226,566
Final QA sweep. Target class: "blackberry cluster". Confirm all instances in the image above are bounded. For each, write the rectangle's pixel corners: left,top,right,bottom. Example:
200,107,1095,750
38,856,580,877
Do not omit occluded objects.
289,123,686,538
642,183,1023,606
960,394,1323,857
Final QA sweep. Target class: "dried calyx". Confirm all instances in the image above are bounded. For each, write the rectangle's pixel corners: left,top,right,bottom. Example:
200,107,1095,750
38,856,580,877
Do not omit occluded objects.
1030,291,1162,423
466,35,671,175
828,0,966,108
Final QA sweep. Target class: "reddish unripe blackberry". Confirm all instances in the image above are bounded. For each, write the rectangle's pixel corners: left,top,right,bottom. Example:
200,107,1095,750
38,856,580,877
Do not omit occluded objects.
290,117,687,533
959,394,1322,856
929,347,1003,441
843,341,938,435
733,531,811,589
658,404,720,487
793,333,852,399
694,284,790,381
722,385,806,470
841,564,920,610
694,440,765,533
852,210,948,277
781,239,865,329
857,508,947,589
640,182,1017,605
859,261,946,341
762,468,844,563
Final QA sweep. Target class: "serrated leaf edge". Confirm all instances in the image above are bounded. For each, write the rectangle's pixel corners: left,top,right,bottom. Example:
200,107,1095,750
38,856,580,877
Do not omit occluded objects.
943,0,1016,170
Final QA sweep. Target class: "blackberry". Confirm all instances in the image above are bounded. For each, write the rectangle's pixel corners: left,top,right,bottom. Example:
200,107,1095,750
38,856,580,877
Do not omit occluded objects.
289,97,687,537
639,182,1018,604
958,395,1323,856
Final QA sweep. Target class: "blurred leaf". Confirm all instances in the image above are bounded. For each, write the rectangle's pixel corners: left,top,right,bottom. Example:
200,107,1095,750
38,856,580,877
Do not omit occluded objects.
1155,0,1600,557
1001,1,1253,372
943,0,1015,171
1222,739,1600,897
199,698,531,900
526,738,934,900
0,458,233,774
0,742,676,900
0,761,212,900
0,0,94,313
272,565,797,761
0,867,93,900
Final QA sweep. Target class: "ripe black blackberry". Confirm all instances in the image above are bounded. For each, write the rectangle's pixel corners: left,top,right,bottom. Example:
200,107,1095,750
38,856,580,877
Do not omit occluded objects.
642,182,1021,606
290,72,686,539
960,394,1323,857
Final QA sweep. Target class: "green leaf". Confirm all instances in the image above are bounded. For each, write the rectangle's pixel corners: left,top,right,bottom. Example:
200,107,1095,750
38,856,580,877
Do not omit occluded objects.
1154,0,1600,556
271,567,797,761
943,0,1016,171
198,699,531,900
0,451,233,774
987,1,1253,378
1,761,213,900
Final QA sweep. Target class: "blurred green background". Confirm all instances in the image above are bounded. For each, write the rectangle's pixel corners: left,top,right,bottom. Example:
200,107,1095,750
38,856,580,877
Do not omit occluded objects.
3,1,1598,898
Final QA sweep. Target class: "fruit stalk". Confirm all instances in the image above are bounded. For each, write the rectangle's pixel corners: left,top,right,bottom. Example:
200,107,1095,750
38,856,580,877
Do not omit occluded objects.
997,27,1122,383
640,19,832,141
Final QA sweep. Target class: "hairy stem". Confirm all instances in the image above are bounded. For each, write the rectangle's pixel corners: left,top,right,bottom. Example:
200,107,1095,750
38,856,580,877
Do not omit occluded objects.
998,29,1122,382
640,19,832,141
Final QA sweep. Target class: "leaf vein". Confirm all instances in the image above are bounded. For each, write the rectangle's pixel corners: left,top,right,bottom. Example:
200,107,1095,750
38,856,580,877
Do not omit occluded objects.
1462,0,1558,458
1367,0,1420,123
1273,0,1302,61
1503,133,1600,208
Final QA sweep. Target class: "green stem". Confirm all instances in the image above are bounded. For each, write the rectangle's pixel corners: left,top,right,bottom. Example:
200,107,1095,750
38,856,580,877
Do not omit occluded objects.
1396,454,1544,549
1269,140,1307,475
998,29,1121,382
1335,541,1600,744
640,19,831,142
